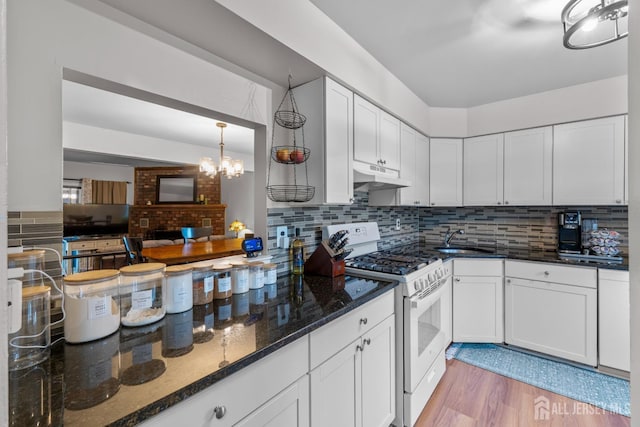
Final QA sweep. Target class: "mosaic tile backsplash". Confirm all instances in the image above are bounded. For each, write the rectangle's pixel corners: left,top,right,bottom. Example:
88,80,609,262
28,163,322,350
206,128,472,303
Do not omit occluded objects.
267,193,629,274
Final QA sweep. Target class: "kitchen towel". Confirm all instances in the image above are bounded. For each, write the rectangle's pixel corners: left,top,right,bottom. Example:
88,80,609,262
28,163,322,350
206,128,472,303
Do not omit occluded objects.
451,343,630,417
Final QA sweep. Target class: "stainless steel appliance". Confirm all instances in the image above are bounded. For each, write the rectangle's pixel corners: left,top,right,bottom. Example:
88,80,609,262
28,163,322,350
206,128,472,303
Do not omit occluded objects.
323,222,451,427
558,211,582,253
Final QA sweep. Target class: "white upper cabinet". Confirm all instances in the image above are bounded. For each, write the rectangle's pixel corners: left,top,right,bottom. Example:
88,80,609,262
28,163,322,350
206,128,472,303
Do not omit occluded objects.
503,126,553,206
430,138,463,206
293,76,354,205
463,134,504,206
354,95,400,170
553,116,625,205
397,124,429,206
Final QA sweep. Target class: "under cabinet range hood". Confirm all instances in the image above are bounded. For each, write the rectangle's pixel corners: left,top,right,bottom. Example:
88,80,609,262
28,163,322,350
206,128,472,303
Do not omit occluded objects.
353,161,411,191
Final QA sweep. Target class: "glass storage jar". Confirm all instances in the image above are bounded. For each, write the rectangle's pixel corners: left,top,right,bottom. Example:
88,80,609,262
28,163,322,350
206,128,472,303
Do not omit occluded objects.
230,261,249,294
164,264,193,314
8,285,51,371
247,261,264,290
64,331,120,410
120,322,165,385
64,269,120,343
162,310,194,358
192,264,214,305
119,263,166,327
8,249,46,286
263,263,278,285
212,264,232,299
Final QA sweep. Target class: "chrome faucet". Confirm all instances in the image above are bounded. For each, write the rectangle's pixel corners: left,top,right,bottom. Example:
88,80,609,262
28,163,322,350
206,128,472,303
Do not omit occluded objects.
443,228,465,247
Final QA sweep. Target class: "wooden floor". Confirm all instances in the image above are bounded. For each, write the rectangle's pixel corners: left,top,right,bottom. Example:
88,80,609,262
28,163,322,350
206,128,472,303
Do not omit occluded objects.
415,359,630,427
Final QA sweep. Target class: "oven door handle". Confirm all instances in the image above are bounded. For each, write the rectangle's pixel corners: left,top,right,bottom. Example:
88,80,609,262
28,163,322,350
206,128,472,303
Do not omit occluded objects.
409,279,446,309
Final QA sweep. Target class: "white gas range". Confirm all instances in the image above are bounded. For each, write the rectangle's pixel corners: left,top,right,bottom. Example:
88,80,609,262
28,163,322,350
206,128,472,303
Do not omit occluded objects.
323,222,452,427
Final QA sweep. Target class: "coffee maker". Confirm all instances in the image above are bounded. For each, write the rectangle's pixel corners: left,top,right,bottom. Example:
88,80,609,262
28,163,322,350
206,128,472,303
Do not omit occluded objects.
558,211,582,253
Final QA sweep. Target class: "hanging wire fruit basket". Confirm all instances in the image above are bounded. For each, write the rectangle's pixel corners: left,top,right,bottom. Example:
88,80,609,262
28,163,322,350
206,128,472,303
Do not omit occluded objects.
267,75,315,203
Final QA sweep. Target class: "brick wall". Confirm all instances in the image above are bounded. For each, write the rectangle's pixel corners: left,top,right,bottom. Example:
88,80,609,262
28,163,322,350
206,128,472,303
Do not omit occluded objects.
134,166,221,205
130,166,225,237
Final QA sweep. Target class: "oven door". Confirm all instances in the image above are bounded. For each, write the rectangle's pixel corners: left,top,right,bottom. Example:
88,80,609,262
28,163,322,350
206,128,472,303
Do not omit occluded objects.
404,281,446,393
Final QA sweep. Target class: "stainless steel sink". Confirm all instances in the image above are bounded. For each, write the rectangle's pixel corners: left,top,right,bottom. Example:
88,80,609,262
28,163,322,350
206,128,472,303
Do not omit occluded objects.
434,247,494,255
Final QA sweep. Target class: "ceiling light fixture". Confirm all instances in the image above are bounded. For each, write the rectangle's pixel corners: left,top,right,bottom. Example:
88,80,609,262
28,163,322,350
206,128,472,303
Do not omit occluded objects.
200,122,244,179
561,0,628,49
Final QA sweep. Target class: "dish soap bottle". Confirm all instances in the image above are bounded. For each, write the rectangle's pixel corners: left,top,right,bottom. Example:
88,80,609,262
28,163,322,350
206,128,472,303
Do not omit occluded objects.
291,228,304,275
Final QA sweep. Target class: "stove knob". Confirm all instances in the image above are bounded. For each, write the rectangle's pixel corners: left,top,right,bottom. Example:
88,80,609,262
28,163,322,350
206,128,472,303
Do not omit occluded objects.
428,273,434,283
414,281,419,291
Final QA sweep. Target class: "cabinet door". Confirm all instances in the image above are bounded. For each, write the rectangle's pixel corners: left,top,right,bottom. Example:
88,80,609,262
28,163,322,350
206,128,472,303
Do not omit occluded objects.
361,315,395,427
415,133,430,206
379,111,400,170
553,116,625,205
325,77,354,204
453,275,503,343
505,278,597,366
429,138,463,206
310,340,361,427
354,95,380,166
398,123,416,205
503,126,552,206
235,376,310,427
463,134,504,206
598,270,630,371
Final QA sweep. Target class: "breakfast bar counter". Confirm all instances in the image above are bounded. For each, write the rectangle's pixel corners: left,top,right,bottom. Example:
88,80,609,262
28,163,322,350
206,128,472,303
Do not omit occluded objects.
141,238,244,265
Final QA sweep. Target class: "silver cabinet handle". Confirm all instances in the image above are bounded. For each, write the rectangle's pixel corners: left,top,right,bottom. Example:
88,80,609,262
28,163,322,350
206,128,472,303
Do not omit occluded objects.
454,277,461,282
360,318,368,325
356,344,364,352
544,271,550,276
349,197,354,203
505,201,509,205
364,338,371,346
506,279,511,283
616,200,622,204
213,405,226,419
497,201,502,205
431,202,435,206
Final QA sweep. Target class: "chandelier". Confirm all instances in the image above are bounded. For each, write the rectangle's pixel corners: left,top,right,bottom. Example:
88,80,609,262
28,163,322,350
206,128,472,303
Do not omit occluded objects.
200,122,244,179
561,0,628,49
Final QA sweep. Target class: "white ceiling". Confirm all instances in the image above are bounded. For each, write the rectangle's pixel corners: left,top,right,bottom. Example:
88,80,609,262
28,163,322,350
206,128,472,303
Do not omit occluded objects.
63,80,255,167
308,0,628,108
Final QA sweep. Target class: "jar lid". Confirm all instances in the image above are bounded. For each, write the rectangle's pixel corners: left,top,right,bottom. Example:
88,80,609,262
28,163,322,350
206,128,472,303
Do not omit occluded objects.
212,264,232,272
192,264,213,272
262,263,277,269
65,269,120,285
230,261,248,268
120,262,166,275
165,264,193,275
23,285,51,298
8,249,46,261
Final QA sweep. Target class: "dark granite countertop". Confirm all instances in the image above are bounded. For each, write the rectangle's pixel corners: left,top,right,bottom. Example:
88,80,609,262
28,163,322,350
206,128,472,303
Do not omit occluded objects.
9,274,397,427
415,243,628,271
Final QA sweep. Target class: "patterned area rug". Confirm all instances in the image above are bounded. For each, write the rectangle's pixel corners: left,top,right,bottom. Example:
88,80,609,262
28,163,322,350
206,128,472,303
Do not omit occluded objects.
447,343,630,417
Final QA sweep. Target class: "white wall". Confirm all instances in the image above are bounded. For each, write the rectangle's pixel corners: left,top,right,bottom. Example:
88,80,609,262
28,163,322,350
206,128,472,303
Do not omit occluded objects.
467,76,628,136
221,171,255,236
63,122,255,172
63,160,135,205
7,0,269,211
628,0,639,423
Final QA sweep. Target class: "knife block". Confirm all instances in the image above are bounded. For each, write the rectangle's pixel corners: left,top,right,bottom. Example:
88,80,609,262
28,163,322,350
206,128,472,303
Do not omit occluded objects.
305,241,345,277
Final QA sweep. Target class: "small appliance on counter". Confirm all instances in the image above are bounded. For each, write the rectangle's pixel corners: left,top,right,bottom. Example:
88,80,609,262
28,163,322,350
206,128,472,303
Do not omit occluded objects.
558,211,582,253
241,236,263,258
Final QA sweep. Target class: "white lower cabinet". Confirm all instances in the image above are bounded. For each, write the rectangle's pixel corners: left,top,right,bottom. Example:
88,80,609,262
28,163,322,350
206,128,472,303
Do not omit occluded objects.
598,269,630,371
505,260,597,366
139,337,309,427
310,292,395,427
453,259,504,343
235,376,309,427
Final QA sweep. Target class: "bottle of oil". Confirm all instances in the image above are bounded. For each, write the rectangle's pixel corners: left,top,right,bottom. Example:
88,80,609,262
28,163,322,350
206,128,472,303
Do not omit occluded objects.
290,228,304,275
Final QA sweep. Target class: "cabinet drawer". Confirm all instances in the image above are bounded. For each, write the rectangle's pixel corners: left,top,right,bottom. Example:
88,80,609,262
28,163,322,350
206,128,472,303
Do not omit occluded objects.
505,260,596,288
96,239,123,250
453,259,503,276
309,290,394,369
140,336,309,427
598,268,628,282
67,241,97,250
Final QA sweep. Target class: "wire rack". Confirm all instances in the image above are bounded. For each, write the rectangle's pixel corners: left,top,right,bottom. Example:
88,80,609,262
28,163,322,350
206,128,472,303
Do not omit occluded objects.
267,76,315,203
